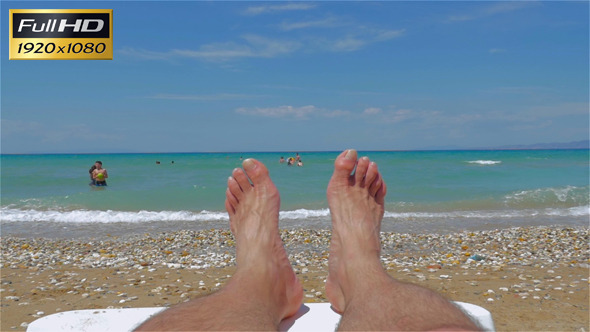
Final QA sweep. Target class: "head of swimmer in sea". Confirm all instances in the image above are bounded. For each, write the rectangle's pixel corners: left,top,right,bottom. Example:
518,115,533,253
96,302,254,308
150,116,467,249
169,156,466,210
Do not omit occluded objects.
95,161,103,169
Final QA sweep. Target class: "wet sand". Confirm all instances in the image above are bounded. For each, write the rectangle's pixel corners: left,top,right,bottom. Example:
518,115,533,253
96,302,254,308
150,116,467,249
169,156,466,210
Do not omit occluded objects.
2,226,588,331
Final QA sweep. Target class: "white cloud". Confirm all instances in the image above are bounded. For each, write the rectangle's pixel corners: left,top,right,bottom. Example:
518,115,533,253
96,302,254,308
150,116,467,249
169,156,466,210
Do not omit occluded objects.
279,17,341,31
235,105,351,120
149,93,257,101
447,15,474,23
363,107,382,115
119,25,400,60
320,28,405,52
236,105,317,119
447,2,536,22
172,43,254,59
119,17,405,61
243,3,316,16
373,29,406,42
172,35,301,60
483,2,534,16
381,109,417,124
330,37,366,52
119,35,301,62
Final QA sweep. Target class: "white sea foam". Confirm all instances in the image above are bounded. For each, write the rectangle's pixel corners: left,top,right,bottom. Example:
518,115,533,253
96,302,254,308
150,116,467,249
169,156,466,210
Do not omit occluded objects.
279,209,330,219
0,208,229,223
384,206,589,219
504,185,587,205
1,206,587,224
545,206,590,217
467,160,502,165
0,208,330,224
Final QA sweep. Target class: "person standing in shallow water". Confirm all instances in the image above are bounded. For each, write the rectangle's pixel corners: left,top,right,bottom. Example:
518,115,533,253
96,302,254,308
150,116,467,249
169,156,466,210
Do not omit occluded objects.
88,162,98,185
92,161,108,186
136,149,479,331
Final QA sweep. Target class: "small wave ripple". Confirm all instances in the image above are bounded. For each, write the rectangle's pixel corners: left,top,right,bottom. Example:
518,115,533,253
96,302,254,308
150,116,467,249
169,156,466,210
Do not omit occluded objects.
2,206,587,224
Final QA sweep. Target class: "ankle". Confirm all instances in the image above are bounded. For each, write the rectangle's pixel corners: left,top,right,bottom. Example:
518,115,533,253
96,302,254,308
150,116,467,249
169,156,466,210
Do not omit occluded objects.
336,260,388,293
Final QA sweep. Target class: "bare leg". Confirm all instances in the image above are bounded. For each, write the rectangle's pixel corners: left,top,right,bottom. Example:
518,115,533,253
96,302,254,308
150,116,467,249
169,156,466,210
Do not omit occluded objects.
326,149,479,331
136,159,303,331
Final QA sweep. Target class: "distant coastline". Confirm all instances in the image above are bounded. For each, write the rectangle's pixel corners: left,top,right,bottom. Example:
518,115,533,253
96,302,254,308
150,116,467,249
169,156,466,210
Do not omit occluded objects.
487,140,590,150
416,140,590,152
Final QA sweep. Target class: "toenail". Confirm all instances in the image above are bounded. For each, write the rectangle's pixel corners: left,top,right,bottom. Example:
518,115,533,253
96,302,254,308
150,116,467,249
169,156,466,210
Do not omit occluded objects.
243,159,257,170
345,149,357,160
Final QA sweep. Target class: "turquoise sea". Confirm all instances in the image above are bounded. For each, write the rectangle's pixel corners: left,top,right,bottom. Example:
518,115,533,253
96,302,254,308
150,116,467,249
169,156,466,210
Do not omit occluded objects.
1,150,588,238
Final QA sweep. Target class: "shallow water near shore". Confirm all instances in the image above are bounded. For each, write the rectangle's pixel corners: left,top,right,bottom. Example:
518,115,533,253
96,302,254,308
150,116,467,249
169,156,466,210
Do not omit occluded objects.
2,149,588,239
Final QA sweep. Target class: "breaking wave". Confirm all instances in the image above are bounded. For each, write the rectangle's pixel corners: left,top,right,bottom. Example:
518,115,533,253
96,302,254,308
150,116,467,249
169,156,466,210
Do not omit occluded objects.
1,205,587,224
467,160,502,165
504,185,588,207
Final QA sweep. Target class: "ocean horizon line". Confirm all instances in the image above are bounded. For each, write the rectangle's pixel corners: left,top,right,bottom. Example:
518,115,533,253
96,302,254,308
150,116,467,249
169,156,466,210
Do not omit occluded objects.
2,146,589,156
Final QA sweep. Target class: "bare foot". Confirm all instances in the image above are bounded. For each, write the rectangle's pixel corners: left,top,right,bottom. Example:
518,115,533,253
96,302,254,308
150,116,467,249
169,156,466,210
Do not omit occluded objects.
326,149,387,313
225,158,303,322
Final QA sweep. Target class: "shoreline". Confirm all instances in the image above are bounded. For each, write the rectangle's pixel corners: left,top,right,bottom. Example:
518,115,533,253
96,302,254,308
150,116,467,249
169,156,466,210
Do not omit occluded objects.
2,225,588,331
2,213,588,240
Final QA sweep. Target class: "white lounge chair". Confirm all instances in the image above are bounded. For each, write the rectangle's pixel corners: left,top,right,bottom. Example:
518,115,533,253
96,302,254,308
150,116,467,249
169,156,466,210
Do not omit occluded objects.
27,301,495,331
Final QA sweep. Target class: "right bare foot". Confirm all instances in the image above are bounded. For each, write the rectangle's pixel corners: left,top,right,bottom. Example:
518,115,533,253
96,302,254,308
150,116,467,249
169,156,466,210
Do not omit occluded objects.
326,149,387,313
225,158,303,323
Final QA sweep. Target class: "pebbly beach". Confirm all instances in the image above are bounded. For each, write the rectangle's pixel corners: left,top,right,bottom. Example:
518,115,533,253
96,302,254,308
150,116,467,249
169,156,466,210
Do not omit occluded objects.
2,151,589,330
2,225,588,331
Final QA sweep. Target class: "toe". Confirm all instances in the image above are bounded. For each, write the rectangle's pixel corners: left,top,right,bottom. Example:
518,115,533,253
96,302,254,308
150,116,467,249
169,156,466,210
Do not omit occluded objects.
354,157,370,185
225,187,238,211
369,175,382,197
365,162,379,190
232,168,252,193
228,175,245,200
242,158,271,186
376,181,387,205
332,149,357,179
226,201,237,234
225,195,235,215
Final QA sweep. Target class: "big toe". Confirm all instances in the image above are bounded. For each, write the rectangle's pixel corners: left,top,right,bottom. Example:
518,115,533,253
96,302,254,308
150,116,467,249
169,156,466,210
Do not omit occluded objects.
242,158,271,186
332,149,357,180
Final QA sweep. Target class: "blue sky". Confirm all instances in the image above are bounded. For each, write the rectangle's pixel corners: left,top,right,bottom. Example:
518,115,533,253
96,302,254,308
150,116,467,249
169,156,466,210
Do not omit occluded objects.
2,1,588,153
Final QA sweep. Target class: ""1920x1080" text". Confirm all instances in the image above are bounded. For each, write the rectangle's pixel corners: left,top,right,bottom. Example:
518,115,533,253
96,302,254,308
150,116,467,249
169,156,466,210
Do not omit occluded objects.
16,42,107,54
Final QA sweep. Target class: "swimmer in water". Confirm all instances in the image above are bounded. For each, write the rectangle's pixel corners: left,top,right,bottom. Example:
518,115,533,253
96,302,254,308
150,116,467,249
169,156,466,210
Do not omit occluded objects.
92,161,108,186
